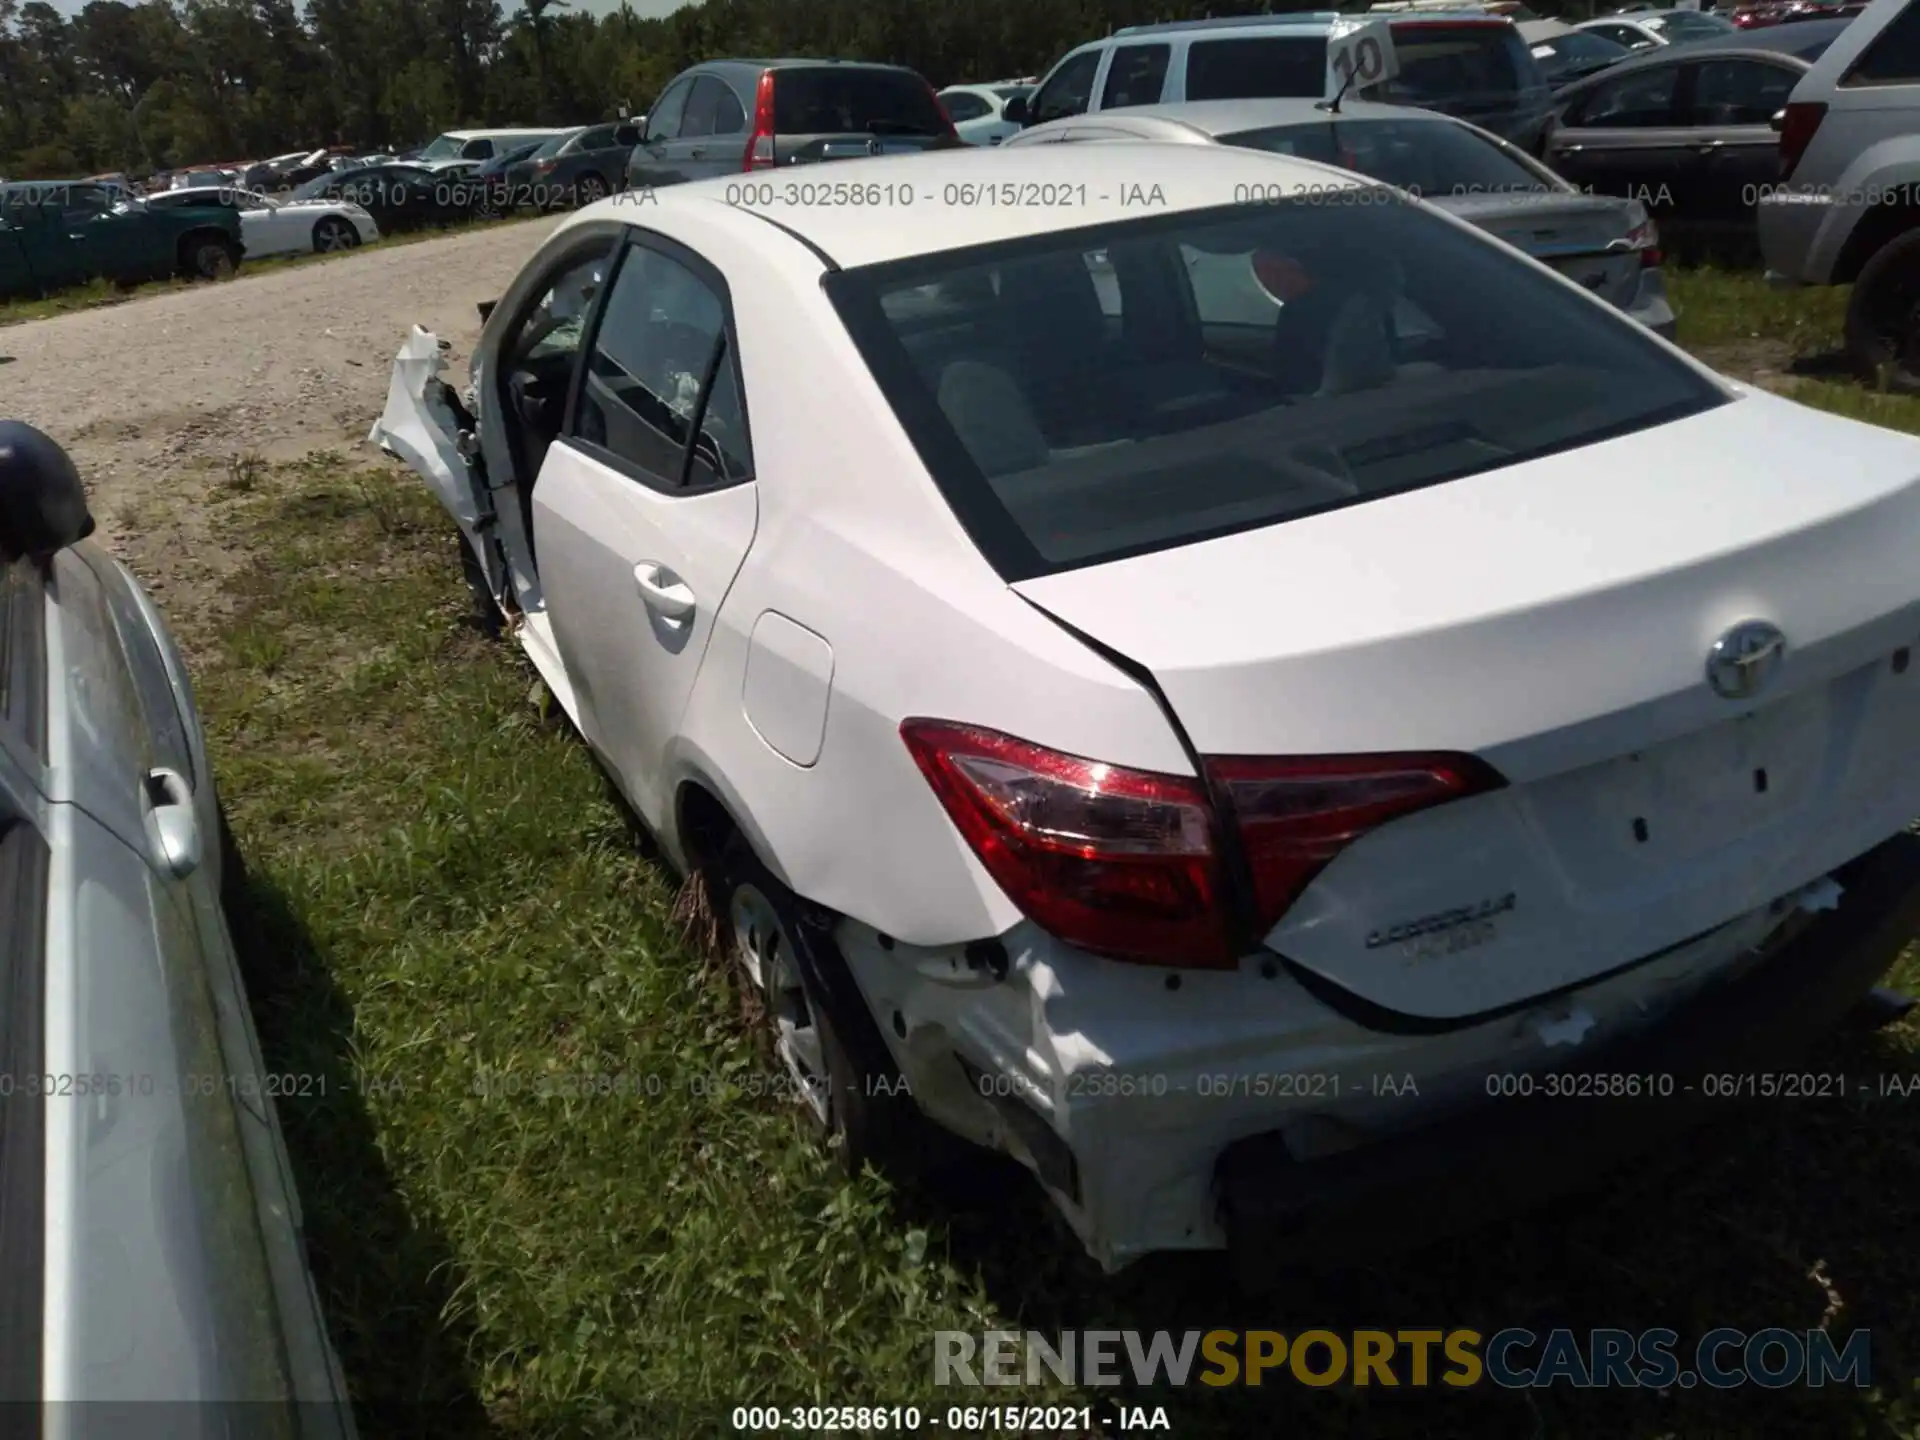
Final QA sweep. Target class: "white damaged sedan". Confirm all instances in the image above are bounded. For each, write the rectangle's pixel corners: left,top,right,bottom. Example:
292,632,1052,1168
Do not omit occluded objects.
372,142,1920,1275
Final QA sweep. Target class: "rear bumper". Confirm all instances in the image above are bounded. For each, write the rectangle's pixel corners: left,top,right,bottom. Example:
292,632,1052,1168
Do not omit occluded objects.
1218,832,1920,1283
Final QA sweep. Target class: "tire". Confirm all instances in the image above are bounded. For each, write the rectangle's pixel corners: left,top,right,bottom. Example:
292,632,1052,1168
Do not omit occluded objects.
312,216,360,253
182,233,240,281
575,172,608,207
714,834,942,1180
1845,226,1920,395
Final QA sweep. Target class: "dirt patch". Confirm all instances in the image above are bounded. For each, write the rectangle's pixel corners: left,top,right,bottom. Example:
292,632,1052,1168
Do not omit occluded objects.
5,219,550,608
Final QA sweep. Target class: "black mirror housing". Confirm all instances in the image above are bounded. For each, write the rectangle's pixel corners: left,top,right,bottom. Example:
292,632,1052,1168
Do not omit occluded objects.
1003,94,1030,126
1770,108,1787,132
0,422,94,561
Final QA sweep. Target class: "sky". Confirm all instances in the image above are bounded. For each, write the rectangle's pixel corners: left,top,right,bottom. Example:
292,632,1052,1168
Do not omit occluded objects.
42,0,693,16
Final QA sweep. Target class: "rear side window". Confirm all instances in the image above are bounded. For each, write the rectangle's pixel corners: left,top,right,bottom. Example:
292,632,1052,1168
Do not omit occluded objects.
574,244,752,488
826,200,1722,581
1367,24,1529,102
1689,59,1800,125
682,76,744,137
1102,44,1172,108
943,91,993,123
773,68,948,137
1844,3,1920,84
1185,37,1329,101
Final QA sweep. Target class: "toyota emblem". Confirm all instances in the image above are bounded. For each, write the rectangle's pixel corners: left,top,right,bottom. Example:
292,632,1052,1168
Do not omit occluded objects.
1706,621,1787,700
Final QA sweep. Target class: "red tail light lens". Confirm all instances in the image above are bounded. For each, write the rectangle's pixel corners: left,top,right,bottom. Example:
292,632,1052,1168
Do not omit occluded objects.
901,720,1234,967
1206,753,1505,936
903,722,1504,969
925,82,961,142
744,70,777,171
1624,214,1661,268
1778,101,1827,180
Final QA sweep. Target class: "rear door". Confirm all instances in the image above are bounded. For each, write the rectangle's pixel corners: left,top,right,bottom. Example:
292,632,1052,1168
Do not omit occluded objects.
1682,56,1806,238
629,76,697,187
677,75,749,180
530,233,759,831
769,65,955,164
1545,61,1694,224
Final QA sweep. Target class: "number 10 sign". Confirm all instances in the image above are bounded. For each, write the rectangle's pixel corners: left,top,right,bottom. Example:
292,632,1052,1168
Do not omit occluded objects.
1326,19,1401,99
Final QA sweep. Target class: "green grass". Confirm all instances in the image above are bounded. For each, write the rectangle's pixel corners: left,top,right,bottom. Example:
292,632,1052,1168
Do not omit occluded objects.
172,270,1920,1439
0,213,539,327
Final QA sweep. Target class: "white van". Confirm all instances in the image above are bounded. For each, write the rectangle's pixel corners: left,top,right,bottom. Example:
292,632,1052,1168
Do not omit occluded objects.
411,128,568,170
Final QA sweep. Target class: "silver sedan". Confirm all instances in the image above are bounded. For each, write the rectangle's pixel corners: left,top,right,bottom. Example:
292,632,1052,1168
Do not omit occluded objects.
0,422,353,1436
1004,97,1677,339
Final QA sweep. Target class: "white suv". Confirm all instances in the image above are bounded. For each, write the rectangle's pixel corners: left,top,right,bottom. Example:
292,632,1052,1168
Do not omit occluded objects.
1758,0,1920,390
1009,12,1557,152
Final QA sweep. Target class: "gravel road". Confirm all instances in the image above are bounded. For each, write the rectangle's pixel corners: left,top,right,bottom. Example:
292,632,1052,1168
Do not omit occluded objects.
1,220,550,560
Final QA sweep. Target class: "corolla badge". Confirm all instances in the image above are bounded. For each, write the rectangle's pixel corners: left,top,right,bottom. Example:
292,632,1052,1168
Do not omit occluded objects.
1706,620,1787,700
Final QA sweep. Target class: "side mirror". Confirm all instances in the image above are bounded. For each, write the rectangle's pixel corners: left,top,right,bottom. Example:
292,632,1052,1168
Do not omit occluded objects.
0,422,95,561
1003,94,1030,126
1769,108,1786,132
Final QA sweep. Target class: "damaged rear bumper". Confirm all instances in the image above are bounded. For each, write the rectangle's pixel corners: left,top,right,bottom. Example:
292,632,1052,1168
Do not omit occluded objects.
1218,832,1920,1283
839,834,1920,1273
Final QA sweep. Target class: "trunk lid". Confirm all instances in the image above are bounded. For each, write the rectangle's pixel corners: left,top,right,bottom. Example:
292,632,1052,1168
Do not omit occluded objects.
1434,192,1645,309
1013,392,1920,1018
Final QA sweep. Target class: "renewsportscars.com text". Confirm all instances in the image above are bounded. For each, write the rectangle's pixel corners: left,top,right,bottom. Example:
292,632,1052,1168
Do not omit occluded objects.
934,1328,1872,1389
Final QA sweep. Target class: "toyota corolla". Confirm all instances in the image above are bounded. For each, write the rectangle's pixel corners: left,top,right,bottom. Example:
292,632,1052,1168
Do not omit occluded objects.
372,141,1920,1274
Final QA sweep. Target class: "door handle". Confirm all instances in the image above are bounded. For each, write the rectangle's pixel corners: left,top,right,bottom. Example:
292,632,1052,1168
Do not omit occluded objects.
688,147,706,159
1696,140,1725,151
634,563,695,621
1555,143,1583,154
143,767,202,879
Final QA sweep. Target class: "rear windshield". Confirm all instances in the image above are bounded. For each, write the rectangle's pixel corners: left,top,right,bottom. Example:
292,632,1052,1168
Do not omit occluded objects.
1366,24,1532,102
1220,116,1557,197
1643,11,1735,38
825,200,1721,581
774,67,949,136
1185,37,1330,100
1531,30,1630,81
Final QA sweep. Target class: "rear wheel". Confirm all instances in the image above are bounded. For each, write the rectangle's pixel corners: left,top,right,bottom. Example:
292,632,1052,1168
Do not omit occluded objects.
312,216,360,253
182,232,239,281
575,172,608,207
1845,227,1920,394
714,835,943,1179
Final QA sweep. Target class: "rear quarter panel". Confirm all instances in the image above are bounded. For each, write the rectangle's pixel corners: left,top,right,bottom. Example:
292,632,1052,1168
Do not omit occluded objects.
636,205,1194,946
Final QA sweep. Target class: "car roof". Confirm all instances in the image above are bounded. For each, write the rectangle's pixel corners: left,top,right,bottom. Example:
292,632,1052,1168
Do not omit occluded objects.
1034,96,1459,138
1111,12,1345,35
569,141,1367,269
692,57,927,76
1557,19,1837,84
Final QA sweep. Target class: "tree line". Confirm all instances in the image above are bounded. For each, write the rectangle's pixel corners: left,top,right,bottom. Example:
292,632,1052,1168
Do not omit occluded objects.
0,0,1586,180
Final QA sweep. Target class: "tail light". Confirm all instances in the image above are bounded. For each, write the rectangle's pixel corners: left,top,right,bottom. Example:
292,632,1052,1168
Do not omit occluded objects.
925,81,962,143
1778,100,1827,180
1623,212,1661,268
744,69,777,171
1205,753,1505,937
901,720,1501,969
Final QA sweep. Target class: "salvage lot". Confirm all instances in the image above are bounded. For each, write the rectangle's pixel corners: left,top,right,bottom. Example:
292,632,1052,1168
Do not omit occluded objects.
13,224,1920,1436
